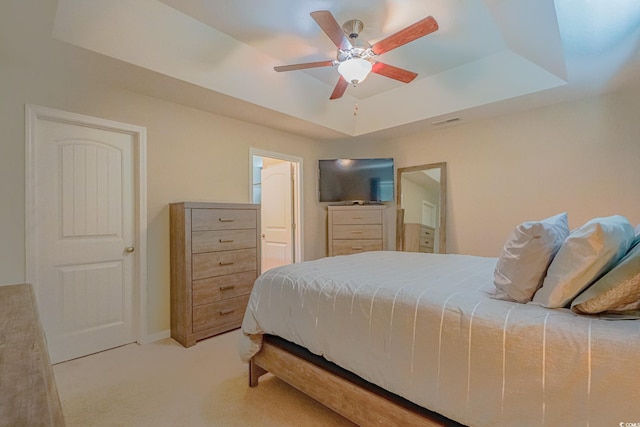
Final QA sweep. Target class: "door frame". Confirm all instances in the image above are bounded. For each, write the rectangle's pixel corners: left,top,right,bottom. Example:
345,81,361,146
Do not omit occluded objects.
24,105,149,344
249,147,303,264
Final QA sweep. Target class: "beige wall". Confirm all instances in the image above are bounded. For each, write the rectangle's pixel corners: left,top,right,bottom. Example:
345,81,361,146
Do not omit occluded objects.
4,54,640,337
0,58,331,336
329,89,640,257
3,2,640,338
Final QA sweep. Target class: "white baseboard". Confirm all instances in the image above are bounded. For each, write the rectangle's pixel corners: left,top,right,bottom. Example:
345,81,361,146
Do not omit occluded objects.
139,329,171,344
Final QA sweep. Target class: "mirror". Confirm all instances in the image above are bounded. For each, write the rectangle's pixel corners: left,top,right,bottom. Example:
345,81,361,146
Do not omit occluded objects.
396,162,447,253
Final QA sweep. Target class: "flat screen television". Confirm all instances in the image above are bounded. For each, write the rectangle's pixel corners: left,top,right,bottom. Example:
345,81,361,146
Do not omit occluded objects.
318,158,394,203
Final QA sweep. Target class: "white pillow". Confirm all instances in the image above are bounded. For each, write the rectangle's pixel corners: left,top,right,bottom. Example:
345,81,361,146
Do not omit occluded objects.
493,213,569,302
532,215,635,308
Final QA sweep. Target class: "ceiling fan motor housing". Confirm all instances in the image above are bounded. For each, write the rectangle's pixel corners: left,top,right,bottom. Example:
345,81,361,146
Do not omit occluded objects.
338,19,374,63
337,46,373,63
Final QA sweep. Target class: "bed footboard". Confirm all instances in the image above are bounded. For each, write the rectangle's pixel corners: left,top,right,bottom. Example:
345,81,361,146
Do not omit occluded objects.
248,336,456,427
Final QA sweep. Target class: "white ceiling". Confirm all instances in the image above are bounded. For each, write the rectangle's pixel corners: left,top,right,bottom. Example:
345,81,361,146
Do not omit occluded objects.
49,0,640,139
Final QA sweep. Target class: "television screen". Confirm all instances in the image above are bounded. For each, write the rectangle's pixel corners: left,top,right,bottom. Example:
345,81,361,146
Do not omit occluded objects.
318,158,394,203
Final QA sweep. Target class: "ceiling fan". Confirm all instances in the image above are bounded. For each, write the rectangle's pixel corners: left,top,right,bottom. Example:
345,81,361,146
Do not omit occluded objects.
274,10,439,100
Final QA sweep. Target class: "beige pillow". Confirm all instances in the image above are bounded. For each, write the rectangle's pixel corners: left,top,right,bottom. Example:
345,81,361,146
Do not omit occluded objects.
532,215,634,308
571,242,640,315
493,213,569,302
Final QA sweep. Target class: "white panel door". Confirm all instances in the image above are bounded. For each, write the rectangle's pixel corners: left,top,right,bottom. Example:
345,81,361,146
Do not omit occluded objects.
261,162,293,272
34,118,136,363
422,201,436,227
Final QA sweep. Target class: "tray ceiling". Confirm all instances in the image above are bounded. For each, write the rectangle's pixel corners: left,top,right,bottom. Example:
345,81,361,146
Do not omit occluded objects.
51,0,640,138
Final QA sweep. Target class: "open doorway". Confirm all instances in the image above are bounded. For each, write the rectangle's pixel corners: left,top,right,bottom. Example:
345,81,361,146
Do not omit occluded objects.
250,148,303,273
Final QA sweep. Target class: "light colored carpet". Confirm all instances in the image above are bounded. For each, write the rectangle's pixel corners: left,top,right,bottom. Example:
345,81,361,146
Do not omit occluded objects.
53,330,356,426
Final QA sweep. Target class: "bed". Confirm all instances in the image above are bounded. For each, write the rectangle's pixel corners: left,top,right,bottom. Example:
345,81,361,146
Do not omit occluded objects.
239,249,640,426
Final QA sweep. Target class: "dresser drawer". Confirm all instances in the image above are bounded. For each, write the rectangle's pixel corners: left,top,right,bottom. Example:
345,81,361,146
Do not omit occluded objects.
332,239,383,256
192,229,257,253
332,224,382,240
191,208,257,231
419,246,434,253
192,271,256,306
192,248,257,280
192,294,249,333
421,227,435,239
331,209,382,225
421,236,435,248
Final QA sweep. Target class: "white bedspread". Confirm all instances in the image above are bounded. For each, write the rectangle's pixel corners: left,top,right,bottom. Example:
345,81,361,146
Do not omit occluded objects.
239,251,640,427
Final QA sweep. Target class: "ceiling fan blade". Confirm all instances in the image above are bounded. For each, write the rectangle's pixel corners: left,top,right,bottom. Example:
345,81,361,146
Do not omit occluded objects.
311,10,353,51
371,62,418,83
330,76,349,100
371,16,438,56
274,60,336,72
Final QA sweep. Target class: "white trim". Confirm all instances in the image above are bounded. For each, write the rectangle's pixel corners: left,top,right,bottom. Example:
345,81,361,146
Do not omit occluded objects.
25,105,149,345
249,147,304,263
139,329,171,344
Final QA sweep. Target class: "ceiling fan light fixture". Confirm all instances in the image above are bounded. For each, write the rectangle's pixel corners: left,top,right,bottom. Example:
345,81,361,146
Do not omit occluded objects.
338,58,372,86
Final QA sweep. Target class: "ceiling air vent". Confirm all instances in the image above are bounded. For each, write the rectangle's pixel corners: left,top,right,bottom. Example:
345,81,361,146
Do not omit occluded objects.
432,117,461,126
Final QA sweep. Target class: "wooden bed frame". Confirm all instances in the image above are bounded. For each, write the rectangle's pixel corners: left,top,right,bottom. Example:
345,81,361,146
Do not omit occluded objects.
248,335,460,426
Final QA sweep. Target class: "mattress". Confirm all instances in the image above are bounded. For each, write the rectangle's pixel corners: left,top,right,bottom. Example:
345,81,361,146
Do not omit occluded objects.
239,251,640,426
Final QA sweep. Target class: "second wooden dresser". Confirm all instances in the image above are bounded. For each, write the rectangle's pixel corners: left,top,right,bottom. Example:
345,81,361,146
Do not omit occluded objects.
328,205,386,256
170,202,260,347
402,223,435,253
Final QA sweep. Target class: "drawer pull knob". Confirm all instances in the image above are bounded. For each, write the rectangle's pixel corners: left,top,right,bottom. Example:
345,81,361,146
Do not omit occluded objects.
352,216,363,219
219,239,235,243
351,231,363,234
219,261,235,266
219,309,235,316
352,246,364,250
219,285,236,291
218,218,235,223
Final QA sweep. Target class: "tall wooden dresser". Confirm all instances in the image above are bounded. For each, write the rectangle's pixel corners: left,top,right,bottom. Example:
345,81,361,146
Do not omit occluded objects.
170,202,260,347
328,205,386,256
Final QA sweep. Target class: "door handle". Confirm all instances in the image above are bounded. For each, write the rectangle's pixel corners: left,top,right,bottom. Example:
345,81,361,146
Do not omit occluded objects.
125,246,135,253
